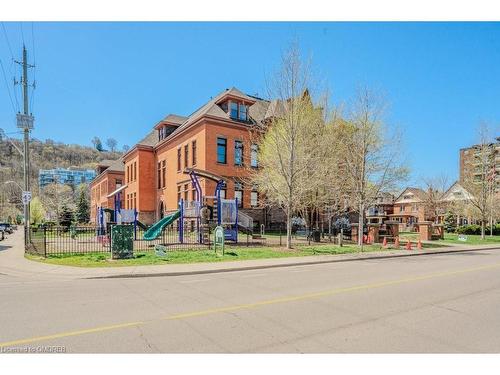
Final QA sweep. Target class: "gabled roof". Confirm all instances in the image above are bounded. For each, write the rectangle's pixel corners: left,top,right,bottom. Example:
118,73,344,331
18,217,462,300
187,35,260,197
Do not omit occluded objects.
104,158,125,173
154,114,188,130
441,181,473,201
164,87,269,141
136,130,157,147
164,114,187,125
394,187,428,203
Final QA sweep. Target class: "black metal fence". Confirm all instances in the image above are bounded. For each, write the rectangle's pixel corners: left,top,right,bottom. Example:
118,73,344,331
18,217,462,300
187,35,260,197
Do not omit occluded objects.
26,223,355,257
27,223,212,256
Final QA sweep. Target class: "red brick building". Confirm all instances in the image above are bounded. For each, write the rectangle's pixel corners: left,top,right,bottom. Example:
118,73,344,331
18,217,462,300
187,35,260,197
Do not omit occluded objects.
90,87,284,228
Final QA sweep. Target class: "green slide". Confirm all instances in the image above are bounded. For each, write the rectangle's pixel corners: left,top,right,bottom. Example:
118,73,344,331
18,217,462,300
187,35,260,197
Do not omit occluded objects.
143,210,181,241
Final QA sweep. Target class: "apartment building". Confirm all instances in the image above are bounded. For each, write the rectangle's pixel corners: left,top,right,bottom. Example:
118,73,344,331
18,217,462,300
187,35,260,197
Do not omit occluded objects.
39,168,96,189
459,137,500,191
90,87,282,227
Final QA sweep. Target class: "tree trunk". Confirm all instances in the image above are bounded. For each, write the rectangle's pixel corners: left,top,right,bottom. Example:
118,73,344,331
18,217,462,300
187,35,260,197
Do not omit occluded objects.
358,203,364,249
286,206,292,249
481,219,485,240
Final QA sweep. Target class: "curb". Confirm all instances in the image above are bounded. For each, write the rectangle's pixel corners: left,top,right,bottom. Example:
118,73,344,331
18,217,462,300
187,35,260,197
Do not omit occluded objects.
85,245,500,280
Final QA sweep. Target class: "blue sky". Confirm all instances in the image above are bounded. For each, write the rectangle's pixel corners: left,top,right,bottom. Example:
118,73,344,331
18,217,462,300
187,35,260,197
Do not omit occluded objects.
1,22,499,185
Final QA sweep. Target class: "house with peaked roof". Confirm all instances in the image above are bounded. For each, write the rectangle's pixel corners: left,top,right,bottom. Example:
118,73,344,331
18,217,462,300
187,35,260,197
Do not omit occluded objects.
388,187,429,230
90,87,286,227
440,181,476,226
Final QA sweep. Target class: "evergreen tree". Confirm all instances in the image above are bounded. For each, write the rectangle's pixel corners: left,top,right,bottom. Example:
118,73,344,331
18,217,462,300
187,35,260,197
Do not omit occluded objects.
443,211,457,233
76,186,90,223
59,204,74,229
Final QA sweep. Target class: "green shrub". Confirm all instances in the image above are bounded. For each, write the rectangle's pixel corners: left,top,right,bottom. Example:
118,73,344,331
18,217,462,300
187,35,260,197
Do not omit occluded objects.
456,224,500,235
456,224,481,235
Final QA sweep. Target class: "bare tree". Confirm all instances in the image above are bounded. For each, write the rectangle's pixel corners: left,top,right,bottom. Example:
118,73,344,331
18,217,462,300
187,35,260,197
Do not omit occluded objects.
41,183,75,223
106,138,118,152
251,44,327,249
461,124,497,239
422,174,450,223
339,88,409,248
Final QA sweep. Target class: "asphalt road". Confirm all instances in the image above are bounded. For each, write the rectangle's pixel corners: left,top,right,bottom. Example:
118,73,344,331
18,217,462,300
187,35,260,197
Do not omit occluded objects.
1,234,500,353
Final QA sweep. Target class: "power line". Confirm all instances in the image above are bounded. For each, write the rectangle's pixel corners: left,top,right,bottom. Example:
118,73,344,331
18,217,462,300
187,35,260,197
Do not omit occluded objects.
0,57,17,115
1,22,14,62
1,22,20,112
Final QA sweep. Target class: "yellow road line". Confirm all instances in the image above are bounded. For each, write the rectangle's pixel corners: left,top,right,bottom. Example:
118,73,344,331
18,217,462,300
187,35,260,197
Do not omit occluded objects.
0,321,143,348
2,261,500,348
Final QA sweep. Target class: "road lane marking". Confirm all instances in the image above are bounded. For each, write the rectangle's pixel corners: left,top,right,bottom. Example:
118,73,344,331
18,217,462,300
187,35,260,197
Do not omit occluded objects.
0,321,143,348
2,261,500,348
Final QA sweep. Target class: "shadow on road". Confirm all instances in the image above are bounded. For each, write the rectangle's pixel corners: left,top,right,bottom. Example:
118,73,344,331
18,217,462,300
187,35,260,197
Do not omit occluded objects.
0,244,12,252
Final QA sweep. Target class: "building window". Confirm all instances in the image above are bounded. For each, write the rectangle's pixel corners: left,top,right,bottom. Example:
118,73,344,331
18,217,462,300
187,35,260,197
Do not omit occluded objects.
251,191,258,207
184,144,189,169
133,192,137,209
192,140,197,166
133,162,137,181
177,148,181,171
239,103,247,121
217,137,227,164
161,160,166,188
184,183,189,201
192,188,196,201
177,186,181,203
234,140,243,166
251,144,258,167
235,182,243,208
157,162,161,188
219,189,226,200
230,102,238,119
116,179,122,188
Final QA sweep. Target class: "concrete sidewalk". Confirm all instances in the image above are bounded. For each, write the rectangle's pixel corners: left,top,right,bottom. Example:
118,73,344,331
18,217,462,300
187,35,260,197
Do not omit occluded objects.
1,227,499,280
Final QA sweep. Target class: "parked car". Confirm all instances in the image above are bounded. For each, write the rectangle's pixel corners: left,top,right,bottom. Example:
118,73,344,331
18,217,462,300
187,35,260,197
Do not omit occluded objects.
0,223,13,234
0,228,4,241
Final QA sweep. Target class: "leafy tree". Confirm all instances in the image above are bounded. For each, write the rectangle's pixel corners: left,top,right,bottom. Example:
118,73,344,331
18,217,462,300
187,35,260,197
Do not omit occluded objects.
106,138,117,152
41,183,74,222
91,136,103,151
251,44,328,248
76,185,90,223
339,88,409,248
58,204,74,228
30,197,46,225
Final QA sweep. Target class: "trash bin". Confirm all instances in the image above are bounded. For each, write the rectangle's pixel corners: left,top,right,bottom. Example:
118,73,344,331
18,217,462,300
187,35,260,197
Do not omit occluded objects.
313,230,321,242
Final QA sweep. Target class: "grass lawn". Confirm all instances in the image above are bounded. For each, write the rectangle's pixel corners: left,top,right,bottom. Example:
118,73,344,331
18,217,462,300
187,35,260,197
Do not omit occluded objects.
26,243,407,268
438,233,500,245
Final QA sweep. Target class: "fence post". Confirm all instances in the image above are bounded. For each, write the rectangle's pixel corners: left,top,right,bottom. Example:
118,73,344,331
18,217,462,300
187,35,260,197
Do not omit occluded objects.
43,226,47,257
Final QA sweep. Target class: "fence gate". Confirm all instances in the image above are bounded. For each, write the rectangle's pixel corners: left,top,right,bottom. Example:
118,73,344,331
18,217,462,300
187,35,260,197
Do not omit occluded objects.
26,226,46,257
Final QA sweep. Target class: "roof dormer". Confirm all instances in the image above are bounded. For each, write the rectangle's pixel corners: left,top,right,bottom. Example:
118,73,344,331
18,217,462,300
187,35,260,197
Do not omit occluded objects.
215,87,256,123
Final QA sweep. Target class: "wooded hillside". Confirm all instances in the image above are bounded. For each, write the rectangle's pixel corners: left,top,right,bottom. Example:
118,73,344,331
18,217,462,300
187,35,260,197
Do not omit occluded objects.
0,137,122,219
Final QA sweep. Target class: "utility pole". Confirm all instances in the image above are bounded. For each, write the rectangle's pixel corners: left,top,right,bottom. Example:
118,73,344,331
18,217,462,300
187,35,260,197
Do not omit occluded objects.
15,45,35,246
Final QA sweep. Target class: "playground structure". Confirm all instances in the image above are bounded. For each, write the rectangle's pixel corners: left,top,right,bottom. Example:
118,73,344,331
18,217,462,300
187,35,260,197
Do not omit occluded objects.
143,168,254,245
96,186,148,240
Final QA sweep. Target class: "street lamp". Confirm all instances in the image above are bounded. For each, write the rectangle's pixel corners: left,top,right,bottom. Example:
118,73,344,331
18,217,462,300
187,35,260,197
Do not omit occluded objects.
4,180,23,191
